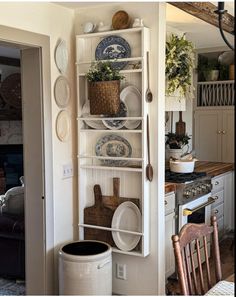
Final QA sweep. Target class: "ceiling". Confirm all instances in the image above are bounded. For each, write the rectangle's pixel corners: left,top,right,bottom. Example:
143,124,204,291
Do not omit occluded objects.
0,1,234,58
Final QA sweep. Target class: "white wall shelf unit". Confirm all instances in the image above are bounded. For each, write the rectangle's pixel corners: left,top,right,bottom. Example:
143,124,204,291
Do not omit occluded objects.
76,27,150,257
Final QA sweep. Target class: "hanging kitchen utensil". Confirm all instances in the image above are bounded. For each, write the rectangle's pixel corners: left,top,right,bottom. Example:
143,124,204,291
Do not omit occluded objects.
146,115,153,181
145,52,153,103
175,111,186,136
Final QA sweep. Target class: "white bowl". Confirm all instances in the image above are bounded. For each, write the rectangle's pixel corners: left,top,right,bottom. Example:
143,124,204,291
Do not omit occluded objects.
169,159,195,173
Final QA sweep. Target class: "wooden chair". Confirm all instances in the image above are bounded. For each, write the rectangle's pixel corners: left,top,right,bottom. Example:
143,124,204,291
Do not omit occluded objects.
172,216,222,295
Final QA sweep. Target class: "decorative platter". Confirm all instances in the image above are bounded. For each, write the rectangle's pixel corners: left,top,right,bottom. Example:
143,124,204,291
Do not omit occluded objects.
102,101,127,130
95,134,132,166
0,73,21,109
121,85,142,129
56,110,70,142
54,76,70,108
55,39,68,74
81,101,106,129
95,35,131,69
111,201,141,251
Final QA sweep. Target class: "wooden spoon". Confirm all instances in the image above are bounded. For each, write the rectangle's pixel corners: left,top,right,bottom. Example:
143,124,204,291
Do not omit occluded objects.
145,52,153,103
146,114,153,181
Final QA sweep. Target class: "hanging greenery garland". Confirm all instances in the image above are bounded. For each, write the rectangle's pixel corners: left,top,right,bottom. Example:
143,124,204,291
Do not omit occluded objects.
166,34,195,97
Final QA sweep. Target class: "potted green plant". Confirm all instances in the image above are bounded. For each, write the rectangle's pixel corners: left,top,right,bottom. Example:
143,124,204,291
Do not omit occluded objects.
165,132,191,159
165,34,194,98
86,61,124,115
197,56,220,81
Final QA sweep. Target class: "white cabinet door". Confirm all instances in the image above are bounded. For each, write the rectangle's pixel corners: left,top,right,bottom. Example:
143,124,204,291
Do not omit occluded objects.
222,110,235,163
165,212,176,279
195,110,222,162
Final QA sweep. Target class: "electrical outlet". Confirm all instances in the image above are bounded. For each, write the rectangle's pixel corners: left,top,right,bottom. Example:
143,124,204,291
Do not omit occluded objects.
62,163,73,179
116,263,127,280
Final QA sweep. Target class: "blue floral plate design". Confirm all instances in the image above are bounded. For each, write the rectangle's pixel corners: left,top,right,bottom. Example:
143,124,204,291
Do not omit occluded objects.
102,101,127,130
95,134,132,166
95,35,131,69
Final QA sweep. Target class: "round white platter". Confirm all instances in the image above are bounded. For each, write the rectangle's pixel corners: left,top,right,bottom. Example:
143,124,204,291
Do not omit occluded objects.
111,201,141,251
54,76,70,108
56,110,70,142
121,86,142,130
55,39,68,74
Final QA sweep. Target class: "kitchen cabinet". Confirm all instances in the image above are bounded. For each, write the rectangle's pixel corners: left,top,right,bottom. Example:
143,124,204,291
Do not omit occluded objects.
165,191,176,279
194,108,234,162
76,27,150,257
211,171,234,239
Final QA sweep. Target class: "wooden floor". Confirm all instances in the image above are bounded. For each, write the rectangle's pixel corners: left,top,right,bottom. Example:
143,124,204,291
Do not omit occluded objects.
166,237,235,295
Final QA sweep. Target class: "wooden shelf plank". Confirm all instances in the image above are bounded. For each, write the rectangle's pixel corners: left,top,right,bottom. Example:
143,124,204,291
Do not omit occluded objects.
76,27,143,38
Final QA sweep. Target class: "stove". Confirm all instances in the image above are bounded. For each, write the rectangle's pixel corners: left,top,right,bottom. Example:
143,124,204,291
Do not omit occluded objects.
165,170,212,205
165,170,207,183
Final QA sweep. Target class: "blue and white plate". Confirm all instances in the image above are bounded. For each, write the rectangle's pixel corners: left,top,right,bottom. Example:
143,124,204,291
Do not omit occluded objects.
95,134,132,166
95,35,131,69
102,101,127,130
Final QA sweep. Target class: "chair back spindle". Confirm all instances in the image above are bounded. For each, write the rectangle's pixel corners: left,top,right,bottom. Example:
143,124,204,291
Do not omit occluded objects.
172,216,222,295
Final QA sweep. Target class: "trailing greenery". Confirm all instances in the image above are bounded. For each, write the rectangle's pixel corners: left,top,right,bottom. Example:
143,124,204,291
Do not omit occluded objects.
166,34,194,97
86,61,124,82
165,132,191,149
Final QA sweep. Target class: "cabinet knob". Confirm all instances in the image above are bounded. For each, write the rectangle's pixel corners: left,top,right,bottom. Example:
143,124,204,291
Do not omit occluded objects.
165,200,168,205
215,181,219,186
222,130,226,134
214,209,219,214
217,130,222,134
213,195,219,200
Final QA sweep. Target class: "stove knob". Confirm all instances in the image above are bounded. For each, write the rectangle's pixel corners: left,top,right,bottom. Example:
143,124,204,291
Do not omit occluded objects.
197,186,202,193
201,185,207,190
207,184,212,190
184,190,191,198
192,188,197,195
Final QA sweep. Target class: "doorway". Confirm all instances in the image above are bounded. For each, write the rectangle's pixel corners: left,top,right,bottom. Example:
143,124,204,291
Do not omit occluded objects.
0,25,54,295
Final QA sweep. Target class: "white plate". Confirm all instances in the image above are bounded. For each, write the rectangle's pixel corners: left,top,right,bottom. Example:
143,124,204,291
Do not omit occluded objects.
54,76,70,108
55,40,68,74
112,201,141,251
81,101,106,129
120,86,142,129
56,110,70,142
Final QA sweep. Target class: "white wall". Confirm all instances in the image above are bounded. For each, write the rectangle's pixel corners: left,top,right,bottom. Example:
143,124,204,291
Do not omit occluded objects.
0,3,76,293
75,3,166,295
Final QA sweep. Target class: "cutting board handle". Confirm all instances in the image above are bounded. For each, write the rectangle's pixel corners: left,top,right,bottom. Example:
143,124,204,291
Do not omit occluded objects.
94,184,102,206
113,178,120,198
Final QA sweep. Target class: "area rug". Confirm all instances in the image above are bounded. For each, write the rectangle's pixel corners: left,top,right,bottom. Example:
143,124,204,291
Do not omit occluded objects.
0,278,25,295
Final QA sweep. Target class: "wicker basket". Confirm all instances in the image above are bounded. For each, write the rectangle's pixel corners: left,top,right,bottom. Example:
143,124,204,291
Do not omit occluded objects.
88,80,120,115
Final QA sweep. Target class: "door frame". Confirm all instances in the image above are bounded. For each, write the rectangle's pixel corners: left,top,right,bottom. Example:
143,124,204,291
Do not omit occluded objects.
0,25,54,295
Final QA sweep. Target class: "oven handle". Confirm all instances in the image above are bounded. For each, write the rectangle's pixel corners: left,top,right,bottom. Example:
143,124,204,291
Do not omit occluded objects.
183,197,216,216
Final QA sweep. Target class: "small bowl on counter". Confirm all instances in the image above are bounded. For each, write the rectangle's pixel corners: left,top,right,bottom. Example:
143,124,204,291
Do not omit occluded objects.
169,158,197,173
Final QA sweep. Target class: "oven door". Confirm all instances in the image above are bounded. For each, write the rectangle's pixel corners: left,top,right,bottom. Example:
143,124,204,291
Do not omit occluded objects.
178,193,215,231
178,193,217,266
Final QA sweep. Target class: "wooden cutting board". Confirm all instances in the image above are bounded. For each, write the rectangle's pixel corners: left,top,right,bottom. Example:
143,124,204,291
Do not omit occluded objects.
84,184,114,245
175,111,186,136
103,178,140,210
84,178,140,249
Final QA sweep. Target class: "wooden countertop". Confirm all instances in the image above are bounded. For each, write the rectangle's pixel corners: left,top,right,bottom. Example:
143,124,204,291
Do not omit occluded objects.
165,161,234,193
165,182,176,194
194,161,234,177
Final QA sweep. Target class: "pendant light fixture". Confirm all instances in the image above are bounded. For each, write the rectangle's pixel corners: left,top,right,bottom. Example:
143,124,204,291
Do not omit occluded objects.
214,2,234,50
